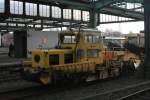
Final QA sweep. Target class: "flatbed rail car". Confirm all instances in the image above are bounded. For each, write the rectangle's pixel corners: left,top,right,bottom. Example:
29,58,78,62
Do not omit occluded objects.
23,29,139,85
103,36,127,49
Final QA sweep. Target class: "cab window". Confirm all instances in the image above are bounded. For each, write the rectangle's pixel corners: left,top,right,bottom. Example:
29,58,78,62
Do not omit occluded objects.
87,49,99,58
77,49,84,59
85,35,99,43
49,54,59,65
85,35,93,43
64,54,73,64
93,36,99,43
60,35,77,44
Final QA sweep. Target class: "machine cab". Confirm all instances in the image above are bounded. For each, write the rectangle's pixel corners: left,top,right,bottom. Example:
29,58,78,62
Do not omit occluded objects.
59,29,103,64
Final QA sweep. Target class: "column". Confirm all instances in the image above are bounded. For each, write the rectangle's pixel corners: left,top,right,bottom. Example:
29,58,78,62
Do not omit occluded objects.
89,9,98,28
144,0,150,78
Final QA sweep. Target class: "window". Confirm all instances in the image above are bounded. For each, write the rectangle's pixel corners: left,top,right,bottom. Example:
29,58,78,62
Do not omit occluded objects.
85,35,92,43
26,3,37,16
93,36,99,43
73,9,81,20
64,54,73,64
0,0,4,12
63,9,71,19
87,49,99,58
82,11,89,21
10,0,23,14
60,35,77,44
49,54,59,65
39,5,50,17
77,49,84,59
52,6,61,18
85,35,99,43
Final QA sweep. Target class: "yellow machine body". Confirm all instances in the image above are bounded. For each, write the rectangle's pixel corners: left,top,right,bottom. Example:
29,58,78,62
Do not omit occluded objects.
32,49,73,68
24,30,131,85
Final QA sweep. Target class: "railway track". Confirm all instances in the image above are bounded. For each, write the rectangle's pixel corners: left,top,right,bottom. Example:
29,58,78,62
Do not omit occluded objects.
79,80,150,100
0,85,48,100
118,87,150,100
0,61,149,100
0,81,96,100
0,78,149,100
0,62,22,82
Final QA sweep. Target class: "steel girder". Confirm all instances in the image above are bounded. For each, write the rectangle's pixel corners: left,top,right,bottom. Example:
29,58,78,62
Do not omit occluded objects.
95,0,143,11
125,0,143,3
0,0,144,31
95,0,119,10
101,6,144,20
14,0,143,11
14,0,91,10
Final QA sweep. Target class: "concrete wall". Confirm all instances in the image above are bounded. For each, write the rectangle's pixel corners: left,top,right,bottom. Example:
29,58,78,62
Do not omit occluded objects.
27,30,59,58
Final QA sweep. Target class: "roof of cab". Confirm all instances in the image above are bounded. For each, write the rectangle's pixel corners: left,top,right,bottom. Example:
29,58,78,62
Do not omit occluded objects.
60,29,101,35
32,49,73,52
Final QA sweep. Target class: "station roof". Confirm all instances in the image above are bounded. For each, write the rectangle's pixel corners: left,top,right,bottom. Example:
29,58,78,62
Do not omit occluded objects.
0,0,144,32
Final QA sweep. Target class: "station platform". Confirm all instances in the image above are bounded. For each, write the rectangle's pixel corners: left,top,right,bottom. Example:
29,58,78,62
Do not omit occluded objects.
0,47,8,55
0,47,30,64
0,55,30,63
0,80,39,93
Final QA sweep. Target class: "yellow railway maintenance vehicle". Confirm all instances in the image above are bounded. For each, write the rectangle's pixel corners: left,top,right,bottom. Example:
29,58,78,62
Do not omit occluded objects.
23,29,137,85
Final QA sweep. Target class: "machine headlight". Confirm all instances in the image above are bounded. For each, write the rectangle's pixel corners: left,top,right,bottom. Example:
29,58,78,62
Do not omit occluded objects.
34,55,41,63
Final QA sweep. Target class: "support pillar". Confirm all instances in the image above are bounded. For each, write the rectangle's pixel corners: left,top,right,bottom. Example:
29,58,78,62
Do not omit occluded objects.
14,30,27,58
89,9,98,28
1,33,4,47
23,1,26,16
0,33,2,47
4,0,10,18
144,0,150,78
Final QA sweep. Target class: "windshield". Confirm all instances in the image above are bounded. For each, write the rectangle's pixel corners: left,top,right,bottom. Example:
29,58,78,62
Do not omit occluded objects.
87,49,99,58
85,35,99,43
60,34,77,44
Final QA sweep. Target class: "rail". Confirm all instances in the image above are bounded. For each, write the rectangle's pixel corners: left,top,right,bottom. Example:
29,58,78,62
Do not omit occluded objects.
80,80,150,100
0,61,31,82
118,87,150,100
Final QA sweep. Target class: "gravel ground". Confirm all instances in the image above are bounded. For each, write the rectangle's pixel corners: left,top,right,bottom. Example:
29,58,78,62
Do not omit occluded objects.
25,76,147,100
0,80,39,93
0,48,30,63
0,54,30,63
0,48,8,54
